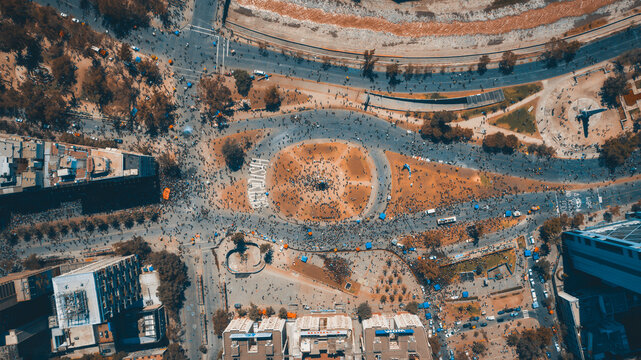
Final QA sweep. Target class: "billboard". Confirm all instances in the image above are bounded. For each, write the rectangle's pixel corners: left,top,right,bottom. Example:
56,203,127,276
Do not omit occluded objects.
229,332,272,340
375,329,415,336
300,330,349,337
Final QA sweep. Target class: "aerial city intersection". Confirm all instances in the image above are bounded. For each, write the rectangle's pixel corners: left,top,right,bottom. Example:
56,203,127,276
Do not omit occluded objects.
1,0,641,359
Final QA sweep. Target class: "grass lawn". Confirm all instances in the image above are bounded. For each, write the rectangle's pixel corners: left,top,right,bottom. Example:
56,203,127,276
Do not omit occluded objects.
494,107,537,134
445,248,516,275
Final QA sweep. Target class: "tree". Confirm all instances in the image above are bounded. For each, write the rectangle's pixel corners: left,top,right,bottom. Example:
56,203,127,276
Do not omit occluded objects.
114,236,151,262
468,223,485,243
362,49,377,79
405,301,419,314
264,249,274,264
428,336,441,356
499,51,517,74
232,69,253,97
356,302,372,320
600,133,640,168
506,328,553,360
386,63,400,86
137,59,161,84
118,43,132,62
571,213,584,228
265,306,275,317
542,38,581,66
231,232,247,254
18,36,43,71
50,55,76,89
259,243,272,254
164,343,188,360
198,75,231,115
483,132,520,153
83,64,111,106
157,151,181,178
222,138,246,171
532,259,551,281
264,85,281,111
414,257,440,282
632,200,641,212
248,303,261,321
212,309,230,336
137,91,175,134
478,55,490,74
23,254,45,270
472,341,487,355
599,74,627,109
148,251,189,317
380,294,387,303
420,111,472,143
278,307,288,319
322,255,352,284
540,217,563,244
422,232,441,249
0,21,30,53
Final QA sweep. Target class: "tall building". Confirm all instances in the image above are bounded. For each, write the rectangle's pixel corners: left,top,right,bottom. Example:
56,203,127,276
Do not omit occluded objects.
361,313,432,360
222,316,287,360
52,255,142,329
0,266,60,312
0,134,155,196
561,215,641,294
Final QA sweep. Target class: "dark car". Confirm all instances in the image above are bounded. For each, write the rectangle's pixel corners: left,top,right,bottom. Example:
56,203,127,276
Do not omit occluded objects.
470,316,480,321
497,318,505,323
114,138,123,144
480,323,488,327
498,310,504,315
463,323,471,328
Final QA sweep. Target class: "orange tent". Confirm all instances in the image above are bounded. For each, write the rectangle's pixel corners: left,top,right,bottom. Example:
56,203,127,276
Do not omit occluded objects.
287,312,297,319
283,244,289,249
162,188,171,200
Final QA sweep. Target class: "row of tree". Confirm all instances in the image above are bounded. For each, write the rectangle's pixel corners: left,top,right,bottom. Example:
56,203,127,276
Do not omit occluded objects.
482,131,520,153
420,111,473,143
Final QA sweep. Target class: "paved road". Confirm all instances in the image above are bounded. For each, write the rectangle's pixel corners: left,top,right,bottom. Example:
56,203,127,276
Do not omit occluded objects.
41,0,641,94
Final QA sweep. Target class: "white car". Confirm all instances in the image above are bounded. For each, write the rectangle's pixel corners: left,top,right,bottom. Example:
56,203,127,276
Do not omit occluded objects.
60,12,68,18
554,342,561,352
72,17,80,23
131,46,140,51
543,290,549,299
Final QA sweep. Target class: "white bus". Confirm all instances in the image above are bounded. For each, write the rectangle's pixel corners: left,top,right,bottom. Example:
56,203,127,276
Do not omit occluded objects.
437,216,457,225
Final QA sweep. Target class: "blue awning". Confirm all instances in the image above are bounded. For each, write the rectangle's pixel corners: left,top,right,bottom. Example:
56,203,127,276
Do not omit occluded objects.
301,256,308,263
365,242,372,250
462,291,469,298
379,213,386,220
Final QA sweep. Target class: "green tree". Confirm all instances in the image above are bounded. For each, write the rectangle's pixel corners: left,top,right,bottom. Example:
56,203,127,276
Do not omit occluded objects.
248,303,261,321
386,63,400,86
599,74,627,109
472,341,487,355
278,307,288,319
499,51,517,74
83,64,111,106
405,301,419,314
222,138,246,171
163,343,188,360
322,255,352,284
264,85,281,111
148,251,189,317
231,232,247,253
356,302,372,320
198,75,231,114
478,55,490,74
23,254,44,270
361,49,377,79
114,236,151,262
213,309,230,336
118,43,132,62
51,55,76,89
137,91,175,134
265,306,275,317
232,69,253,97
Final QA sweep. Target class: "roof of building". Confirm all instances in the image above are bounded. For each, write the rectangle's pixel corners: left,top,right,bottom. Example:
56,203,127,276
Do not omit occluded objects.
225,317,254,333
362,313,424,330
64,255,136,276
0,267,54,284
257,316,286,332
571,218,641,248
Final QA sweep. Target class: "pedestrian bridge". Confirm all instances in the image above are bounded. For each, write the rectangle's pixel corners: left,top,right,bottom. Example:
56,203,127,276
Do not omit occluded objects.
364,89,505,112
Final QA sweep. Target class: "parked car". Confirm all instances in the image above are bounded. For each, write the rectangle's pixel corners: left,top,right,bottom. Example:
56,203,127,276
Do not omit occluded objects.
114,138,123,144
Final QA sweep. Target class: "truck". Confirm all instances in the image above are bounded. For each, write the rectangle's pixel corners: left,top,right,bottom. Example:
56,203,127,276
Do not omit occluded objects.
513,211,522,217
426,208,436,215
437,216,457,225
253,70,266,77
486,316,495,321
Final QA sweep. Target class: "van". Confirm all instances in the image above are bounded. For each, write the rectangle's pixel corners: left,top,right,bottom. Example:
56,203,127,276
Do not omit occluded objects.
253,70,266,76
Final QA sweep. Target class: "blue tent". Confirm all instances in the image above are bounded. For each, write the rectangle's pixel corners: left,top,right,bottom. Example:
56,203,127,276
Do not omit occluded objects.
418,302,430,309
356,219,361,224
212,41,217,46
409,247,416,252
462,291,469,298
434,284,441,291
379,213,386,220
365,242,372,250
135,56,141,63
174,30,180,35
474,204,480,210
524,250,532,257
533,253,540,260
187,82,192,88
403,163,412,178
214,232,218,237
505,210,512,217
130,107,138,117
300,256,308,263
149,266,154,271
425,312,432,319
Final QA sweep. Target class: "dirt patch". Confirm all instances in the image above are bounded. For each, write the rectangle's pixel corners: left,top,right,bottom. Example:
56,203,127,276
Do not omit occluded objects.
443,300,482,323
290,259,361,294
386,151,564,218
216,178,254,213
490,288,526,311
268,142,373,222
209,129,265,168
235,0,617,37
